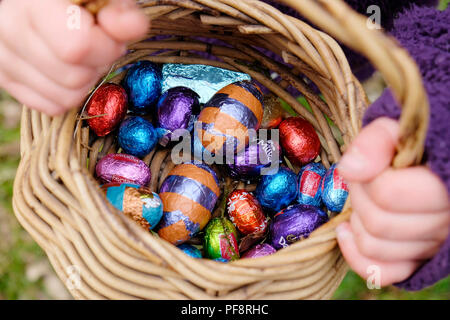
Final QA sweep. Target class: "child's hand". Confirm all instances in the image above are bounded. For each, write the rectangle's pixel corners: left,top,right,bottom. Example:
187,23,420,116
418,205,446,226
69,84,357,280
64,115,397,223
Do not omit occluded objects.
0,0,149,115
336,117,450,286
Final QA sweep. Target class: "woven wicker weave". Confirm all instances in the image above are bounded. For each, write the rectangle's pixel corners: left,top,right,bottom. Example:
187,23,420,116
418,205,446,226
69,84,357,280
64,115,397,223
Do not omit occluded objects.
12,0,428,300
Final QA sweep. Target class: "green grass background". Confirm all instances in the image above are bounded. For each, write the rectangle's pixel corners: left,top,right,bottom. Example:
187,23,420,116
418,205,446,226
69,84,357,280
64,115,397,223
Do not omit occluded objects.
0,1,448,300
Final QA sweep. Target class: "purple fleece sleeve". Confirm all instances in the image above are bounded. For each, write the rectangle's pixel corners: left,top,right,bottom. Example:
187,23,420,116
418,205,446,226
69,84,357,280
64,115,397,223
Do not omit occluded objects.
363,5,450,290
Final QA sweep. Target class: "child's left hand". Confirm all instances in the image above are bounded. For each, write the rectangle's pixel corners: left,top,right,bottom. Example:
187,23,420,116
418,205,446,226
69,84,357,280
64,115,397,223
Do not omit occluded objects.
336,117,450,287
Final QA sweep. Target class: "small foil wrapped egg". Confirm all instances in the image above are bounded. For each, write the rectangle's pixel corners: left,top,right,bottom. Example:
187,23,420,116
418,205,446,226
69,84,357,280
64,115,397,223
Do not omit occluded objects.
321,164,349,212
279,117,321,165
194,80,264,155
123,61,162,114
157,162,220,245
226,139,280,181
157,86,200,143
297,162,327,207
101,183,163,230
204,217,239,261
95,153,151,186
118,116,162,158
86,83,128,137
178,244,202,259
227,190,268,235
261,95,284,129
255,167,298,213
241,243,276,259
270,204,329,250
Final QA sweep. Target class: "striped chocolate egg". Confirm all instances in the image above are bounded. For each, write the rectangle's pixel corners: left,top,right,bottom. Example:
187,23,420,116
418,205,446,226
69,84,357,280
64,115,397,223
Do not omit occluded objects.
157,162,221,245
195,81,264,154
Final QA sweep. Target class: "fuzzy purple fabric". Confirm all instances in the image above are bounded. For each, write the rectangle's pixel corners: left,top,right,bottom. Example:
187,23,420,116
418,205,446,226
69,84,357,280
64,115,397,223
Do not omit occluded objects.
263,0,438,80
363,5,450,291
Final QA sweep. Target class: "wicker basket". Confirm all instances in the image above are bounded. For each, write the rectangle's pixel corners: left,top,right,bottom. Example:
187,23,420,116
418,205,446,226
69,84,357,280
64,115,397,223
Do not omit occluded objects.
12,0,428,300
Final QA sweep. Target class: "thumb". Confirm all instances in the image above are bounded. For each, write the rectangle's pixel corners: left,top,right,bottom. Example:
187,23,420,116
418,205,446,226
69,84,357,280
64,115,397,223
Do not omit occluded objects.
97,0,149,43
338,117,399,183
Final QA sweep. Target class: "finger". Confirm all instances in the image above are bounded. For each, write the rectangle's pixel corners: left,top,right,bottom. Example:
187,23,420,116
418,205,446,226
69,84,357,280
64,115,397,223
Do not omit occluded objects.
0,78,63,116
29,0,125,67
0,20,98,90
365,166,450,213
97,0,150,42
336,222,420,286
350,213,441,261
350,183,450,241
338,117,399,183
0,40,96,110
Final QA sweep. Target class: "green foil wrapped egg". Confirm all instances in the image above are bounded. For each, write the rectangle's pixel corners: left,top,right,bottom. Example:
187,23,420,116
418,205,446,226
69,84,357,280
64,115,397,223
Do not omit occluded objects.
204,217,239,261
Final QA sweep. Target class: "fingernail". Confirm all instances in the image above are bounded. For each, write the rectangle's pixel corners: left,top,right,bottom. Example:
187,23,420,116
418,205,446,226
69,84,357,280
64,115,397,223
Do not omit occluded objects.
336,223,351,240
338,146,367,174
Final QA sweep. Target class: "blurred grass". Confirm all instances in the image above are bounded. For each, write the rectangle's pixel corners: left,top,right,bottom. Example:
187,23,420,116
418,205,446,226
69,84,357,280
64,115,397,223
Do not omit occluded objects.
0,0,449,300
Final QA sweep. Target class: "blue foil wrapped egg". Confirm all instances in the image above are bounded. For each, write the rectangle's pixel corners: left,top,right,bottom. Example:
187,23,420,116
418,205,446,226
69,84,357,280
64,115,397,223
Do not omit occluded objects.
255,167,298,213
297,163,327,207
123,61,162,114
321,164,349,212
270,204,328,250
178,244,202,259
118,116,162,158
157,86,200,143
101,183,163,230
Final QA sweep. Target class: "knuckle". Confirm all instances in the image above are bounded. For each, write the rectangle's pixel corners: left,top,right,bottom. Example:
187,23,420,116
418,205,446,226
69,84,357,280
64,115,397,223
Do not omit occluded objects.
361,213,385,238
57,35,91,64
355,232,376,258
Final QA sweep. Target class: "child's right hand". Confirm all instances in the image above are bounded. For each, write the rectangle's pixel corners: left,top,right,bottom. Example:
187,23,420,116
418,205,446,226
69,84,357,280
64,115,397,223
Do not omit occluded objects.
0,0,149,115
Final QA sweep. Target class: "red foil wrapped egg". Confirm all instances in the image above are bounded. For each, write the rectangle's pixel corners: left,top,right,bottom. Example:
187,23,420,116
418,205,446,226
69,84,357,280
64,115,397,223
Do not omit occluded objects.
86,83,128,137
279,117,320,165
227,190,268,235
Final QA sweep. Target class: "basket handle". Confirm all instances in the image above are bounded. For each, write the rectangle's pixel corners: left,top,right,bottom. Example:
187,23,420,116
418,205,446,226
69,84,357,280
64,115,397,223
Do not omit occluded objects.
280,0,429,169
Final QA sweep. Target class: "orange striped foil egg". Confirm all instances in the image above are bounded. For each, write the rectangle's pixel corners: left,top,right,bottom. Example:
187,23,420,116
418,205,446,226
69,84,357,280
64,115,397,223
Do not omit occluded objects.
194,81,264,155
157,162,221,245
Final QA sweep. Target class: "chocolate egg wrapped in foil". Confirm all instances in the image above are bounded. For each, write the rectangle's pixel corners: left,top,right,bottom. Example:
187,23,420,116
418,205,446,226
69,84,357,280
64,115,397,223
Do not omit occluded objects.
297,162,327,207
86,83,128,137
227,190,268,235
101,183,163,230
95,153,151,186
204,217,239,261
321,164,349,212
118,116,162,158
226,139,280,181
194,81,264,155
214,258,229,263
242,243,276,259
162,63,251,104
156,86,200,143
157,162,220,245
123,61,162,114
279,117,321,165
270,204,328,250
255,167,298,213
178,244,202,259
261,95,284,129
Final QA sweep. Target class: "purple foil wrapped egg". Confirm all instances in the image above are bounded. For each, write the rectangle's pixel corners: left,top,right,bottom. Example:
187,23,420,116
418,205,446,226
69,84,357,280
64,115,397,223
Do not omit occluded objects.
157,86,200,142
95,153,151,186
242,243,276,259
227,140,280,180
270,204,328,250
